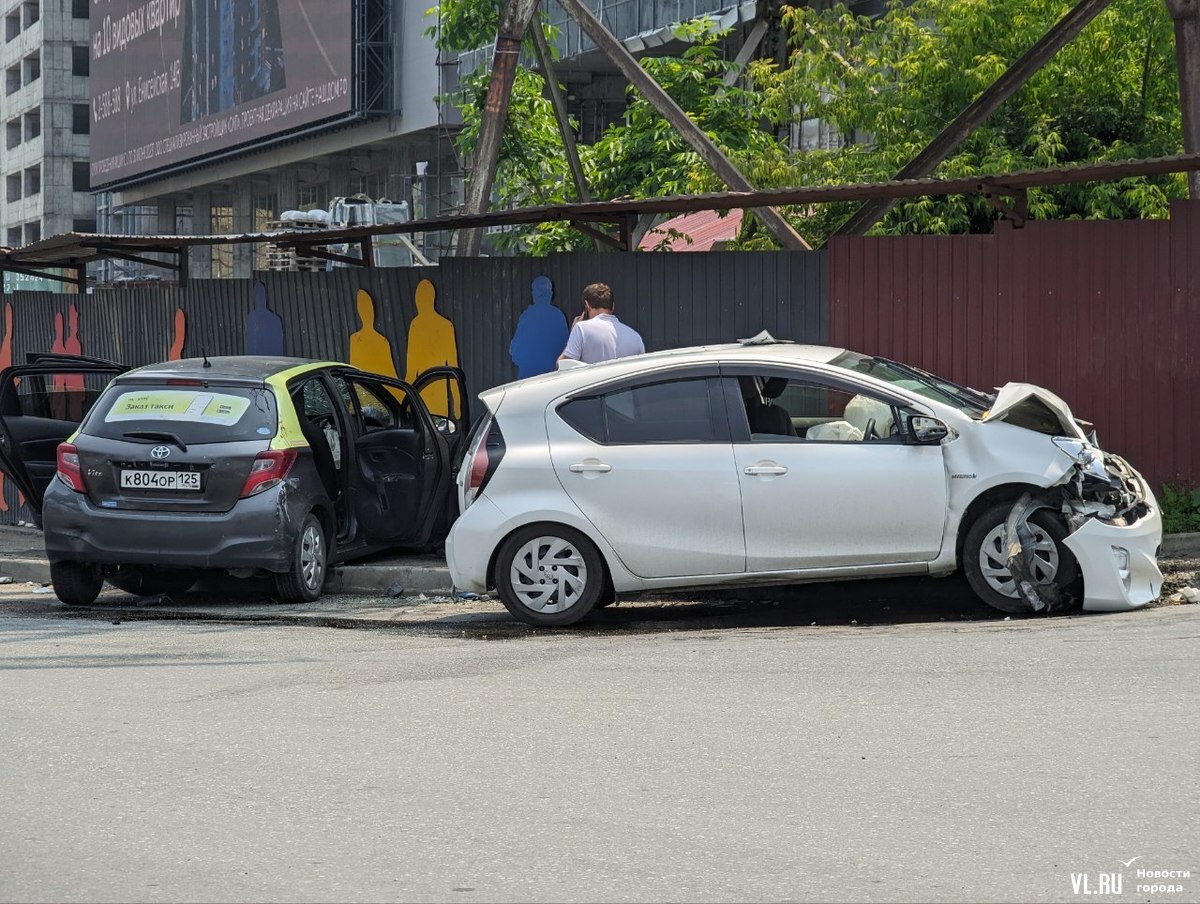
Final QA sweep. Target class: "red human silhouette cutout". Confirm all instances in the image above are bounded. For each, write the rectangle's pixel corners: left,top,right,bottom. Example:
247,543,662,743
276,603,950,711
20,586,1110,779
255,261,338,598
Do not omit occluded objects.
168,309,187,360
48,305,85,420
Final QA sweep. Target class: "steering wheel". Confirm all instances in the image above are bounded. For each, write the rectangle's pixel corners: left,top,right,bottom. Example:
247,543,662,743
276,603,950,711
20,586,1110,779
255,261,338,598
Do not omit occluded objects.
863,417,878,441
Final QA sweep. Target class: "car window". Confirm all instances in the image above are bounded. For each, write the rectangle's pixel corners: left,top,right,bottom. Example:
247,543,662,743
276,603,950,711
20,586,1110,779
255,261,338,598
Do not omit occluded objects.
3,370,113,422
734,373,898,443
560,377,720,444
351,381,399,433
84,383,278,444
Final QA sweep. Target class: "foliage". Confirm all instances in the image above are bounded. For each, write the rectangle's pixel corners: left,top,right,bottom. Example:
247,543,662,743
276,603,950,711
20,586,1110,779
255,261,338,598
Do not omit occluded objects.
743,0,1185,245
430,0,1187,253
1160,483,1200,534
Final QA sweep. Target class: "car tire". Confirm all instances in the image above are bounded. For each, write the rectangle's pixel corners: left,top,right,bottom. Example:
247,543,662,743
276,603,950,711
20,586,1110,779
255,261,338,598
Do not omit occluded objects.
494,524,606,627
273,513,327,604
964,502,1079,614
107,568,198,597
50,560,104,607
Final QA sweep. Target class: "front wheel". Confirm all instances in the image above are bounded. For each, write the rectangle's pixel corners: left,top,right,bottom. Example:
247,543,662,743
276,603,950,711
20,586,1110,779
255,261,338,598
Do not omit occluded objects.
494,525,606,626
963,502,1079,613
50,560,103,607
273,514,327,603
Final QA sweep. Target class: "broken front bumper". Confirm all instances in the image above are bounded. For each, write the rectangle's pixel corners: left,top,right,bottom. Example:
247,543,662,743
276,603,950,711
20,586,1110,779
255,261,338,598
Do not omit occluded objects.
1061,461,1163,611
1064,501,1163,612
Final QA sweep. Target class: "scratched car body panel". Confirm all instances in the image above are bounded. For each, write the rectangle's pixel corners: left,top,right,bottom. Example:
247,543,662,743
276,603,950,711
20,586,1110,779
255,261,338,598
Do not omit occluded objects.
0,355,468,606
446,336,1162,627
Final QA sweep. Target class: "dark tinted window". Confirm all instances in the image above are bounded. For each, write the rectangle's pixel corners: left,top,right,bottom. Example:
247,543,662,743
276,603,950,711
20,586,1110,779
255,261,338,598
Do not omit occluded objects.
605,378,718,444
85,383,278,444
3,371,113,422
558,396,604,443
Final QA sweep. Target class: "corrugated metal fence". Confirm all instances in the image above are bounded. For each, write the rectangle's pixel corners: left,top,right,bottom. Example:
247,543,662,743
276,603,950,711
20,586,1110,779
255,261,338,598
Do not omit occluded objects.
0,251,827,522
829,201,1200,489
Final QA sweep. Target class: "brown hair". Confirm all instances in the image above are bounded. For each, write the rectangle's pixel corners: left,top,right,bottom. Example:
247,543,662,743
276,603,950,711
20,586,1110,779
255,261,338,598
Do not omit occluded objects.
582,282,614,310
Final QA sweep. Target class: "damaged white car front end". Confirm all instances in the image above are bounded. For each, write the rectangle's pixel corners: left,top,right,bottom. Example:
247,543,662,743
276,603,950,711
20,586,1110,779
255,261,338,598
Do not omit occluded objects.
982,386,1163,613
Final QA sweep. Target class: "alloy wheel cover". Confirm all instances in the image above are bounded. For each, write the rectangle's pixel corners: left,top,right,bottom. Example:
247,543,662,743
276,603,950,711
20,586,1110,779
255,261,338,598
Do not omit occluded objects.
510,536,588,613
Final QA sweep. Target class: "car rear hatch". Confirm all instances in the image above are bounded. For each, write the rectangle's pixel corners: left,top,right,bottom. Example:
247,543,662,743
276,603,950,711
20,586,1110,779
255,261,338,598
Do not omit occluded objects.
73,378,280,513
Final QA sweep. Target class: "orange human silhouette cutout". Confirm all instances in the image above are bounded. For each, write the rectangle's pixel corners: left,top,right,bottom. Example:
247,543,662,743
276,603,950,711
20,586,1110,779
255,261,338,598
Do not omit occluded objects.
405,279,460,417
168,308,187,360
0,303,11,512
349,288,398,379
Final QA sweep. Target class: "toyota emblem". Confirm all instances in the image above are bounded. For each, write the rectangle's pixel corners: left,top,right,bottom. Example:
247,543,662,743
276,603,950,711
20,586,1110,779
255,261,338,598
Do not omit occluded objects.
150,445,171,459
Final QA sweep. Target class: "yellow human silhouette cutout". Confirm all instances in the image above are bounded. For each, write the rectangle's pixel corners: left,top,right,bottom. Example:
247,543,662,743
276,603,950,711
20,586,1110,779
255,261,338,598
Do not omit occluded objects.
349,289,398,379
405,279,460,418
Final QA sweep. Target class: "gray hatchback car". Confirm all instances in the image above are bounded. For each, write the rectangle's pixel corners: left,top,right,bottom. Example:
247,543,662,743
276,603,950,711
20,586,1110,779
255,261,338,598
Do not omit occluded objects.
0,354,466,606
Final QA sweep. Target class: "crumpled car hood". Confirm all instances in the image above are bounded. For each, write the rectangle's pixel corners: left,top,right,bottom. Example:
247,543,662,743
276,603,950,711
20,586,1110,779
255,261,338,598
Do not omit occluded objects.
980,382,1087,440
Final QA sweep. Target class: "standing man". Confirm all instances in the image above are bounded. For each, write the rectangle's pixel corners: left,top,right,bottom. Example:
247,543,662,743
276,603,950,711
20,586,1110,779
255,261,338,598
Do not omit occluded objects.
559,282,645,365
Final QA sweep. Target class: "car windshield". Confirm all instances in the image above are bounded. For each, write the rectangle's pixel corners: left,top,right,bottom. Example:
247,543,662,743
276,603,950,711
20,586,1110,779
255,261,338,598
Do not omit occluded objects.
829,352,993,415
84,383,278,445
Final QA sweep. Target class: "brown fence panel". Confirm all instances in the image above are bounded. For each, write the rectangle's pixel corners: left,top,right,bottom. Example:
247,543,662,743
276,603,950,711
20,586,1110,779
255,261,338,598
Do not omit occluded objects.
830,203,1200,490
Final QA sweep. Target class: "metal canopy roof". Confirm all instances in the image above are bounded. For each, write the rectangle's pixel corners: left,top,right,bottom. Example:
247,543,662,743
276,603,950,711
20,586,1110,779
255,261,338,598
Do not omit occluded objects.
3,152,1199,288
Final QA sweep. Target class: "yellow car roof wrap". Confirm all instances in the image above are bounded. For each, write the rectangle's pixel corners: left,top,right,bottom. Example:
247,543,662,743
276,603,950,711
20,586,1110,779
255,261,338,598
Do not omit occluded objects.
265,361,343,450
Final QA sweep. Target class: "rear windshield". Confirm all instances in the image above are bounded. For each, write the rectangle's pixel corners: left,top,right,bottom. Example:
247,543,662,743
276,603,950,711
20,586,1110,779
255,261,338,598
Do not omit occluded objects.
84,384,278,444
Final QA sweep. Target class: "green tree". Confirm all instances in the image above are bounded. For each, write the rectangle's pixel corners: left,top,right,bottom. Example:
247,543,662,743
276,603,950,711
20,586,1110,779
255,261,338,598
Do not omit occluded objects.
432,0,1186,251
430,3,786,251
744,0,1185,244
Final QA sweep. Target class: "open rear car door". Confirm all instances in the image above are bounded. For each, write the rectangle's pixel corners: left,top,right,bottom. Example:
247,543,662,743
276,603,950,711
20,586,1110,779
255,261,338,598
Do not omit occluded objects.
0,356,127,521
412,366,469,465
339,373,450,549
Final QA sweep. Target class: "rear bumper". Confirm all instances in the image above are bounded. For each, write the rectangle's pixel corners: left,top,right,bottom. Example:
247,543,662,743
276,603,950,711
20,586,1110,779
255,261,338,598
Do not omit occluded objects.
446,496,514,593
42,482,297,572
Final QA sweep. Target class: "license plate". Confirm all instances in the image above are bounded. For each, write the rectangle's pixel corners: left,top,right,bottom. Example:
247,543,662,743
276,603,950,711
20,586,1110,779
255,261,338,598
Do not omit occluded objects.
120,469,201,491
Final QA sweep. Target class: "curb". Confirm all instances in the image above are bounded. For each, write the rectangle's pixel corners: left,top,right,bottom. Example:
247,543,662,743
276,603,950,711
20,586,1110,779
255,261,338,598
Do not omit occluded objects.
1162,532,1200,558
0,554,453,596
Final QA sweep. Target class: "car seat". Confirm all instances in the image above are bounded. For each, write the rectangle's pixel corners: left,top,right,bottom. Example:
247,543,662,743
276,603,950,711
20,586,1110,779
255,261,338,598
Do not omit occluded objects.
292,390,339,501
741,376,795,438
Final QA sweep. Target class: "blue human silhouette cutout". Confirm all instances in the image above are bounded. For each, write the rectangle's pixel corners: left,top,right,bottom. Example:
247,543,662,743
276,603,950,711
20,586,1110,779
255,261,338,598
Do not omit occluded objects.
509,275,569,378
245,281,285,356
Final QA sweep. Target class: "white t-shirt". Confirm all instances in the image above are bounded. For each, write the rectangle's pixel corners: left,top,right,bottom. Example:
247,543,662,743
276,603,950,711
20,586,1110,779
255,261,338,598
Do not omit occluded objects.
561,312,645,364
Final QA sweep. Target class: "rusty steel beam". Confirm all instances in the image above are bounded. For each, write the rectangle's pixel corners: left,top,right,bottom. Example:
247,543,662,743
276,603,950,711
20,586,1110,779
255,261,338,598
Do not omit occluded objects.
553,0,811,251
834,0,1117,238
1167,0,1200,197
457,0,542,257
531,9,590,203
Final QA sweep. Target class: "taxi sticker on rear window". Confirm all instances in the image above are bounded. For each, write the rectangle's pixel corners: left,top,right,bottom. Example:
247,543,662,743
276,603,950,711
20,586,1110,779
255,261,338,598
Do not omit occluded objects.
103,390,252,426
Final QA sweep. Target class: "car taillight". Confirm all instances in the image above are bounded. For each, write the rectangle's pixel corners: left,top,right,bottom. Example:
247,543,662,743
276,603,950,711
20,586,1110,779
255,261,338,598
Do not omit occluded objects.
239,450,297,498
462,418,504,509
464,443,490,507
56,442,86,493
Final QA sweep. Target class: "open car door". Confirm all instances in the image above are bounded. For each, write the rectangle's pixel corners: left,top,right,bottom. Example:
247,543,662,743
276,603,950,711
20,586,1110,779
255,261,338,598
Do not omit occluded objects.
340,373,449,548
0,357,127,520
412,366,469,465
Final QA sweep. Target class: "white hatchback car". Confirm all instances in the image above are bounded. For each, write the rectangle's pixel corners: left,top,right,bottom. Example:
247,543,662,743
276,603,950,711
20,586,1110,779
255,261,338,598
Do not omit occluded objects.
446,336,1163,627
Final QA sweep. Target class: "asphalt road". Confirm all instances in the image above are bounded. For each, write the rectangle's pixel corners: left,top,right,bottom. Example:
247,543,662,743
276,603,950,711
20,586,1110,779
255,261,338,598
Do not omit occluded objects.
1,604,1197,903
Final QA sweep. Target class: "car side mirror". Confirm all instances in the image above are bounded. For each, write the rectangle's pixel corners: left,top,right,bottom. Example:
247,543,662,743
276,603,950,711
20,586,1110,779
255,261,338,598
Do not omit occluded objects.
910,415,949,445
432,415,457,435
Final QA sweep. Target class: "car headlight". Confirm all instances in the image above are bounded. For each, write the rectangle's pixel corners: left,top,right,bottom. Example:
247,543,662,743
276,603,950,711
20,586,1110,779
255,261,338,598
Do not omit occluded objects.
1051,437,1109,479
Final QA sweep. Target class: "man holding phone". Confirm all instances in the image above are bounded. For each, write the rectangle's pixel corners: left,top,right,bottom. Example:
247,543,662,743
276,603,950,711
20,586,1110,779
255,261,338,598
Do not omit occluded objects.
559,282,645,365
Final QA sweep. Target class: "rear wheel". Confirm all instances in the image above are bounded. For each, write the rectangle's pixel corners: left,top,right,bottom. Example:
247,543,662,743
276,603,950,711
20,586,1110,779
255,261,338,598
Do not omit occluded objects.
964,503,1079,613
107,568,198,597
494,525,605,627
273,514,327,603
50,560,103,607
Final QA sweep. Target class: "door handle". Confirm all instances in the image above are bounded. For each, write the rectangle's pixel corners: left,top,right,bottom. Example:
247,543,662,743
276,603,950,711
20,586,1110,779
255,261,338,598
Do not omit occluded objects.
744,464,787,476
569,462,612,473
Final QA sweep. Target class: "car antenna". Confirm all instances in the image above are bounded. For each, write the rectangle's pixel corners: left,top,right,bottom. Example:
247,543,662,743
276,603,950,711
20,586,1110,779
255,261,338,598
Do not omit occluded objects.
202,347,212,368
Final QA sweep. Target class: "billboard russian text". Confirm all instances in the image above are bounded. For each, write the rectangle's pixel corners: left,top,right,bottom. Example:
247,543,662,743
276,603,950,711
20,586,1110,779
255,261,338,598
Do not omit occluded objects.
90,0,354,187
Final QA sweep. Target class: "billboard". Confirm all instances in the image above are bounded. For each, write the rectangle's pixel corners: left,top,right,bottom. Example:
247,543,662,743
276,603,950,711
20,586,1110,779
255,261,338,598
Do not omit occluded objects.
90,0,355,187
